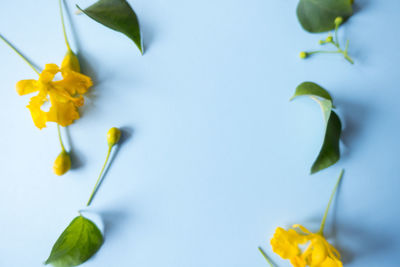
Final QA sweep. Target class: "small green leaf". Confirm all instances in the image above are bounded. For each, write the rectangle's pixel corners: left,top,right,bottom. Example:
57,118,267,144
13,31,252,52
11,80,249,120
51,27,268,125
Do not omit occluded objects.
45,215,103,267
77,0,143,54
290,82,333,102
291,82,342,174
296,0,353,33
311,111,341,174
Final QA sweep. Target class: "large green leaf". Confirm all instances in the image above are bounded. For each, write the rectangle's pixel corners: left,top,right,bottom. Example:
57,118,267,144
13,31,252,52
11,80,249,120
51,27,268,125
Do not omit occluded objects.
77,0,143,54
291,82,342,174
296,0,353,33
45,216,103,267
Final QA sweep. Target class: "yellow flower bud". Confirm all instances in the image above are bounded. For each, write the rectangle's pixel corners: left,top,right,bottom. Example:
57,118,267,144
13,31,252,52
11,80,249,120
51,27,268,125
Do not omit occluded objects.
107,127,121,146
61,49,81,72
53,151,71,176
325,36,333,42
334,17,343,26
299,51,308,59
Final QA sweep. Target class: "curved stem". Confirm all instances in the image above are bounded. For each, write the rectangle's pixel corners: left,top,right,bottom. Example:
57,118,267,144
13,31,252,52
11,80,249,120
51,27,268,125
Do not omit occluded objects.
59,0,71,51
57,124,66,152
0,34,40,75
318,169,344,235
258,247,274,267
86,145,113,206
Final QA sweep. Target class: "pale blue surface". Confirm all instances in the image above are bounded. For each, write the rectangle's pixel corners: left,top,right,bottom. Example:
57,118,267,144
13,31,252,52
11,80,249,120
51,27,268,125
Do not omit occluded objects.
0,0,399,266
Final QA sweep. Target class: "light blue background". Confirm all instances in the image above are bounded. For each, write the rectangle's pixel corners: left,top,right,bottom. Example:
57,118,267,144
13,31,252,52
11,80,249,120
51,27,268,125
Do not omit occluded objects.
0,0,399,266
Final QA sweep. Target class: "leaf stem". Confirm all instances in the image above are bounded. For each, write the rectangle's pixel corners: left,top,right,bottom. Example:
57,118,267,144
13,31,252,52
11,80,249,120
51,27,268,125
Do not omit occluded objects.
59,0,71,51
258,247,274,267
86,145,113,206
318,169,344,235
57,124,66,152
0,34,40,75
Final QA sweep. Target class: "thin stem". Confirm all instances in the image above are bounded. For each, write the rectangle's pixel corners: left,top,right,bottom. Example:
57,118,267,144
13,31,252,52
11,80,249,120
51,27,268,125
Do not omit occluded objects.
318,169,344,235
344,40,350,52
258,247,274,267
86,145,113,206
0,34,40,75
57,124,66,152
59,0,71,51
308,50,342,55
343,54,354,64
334,24,340,48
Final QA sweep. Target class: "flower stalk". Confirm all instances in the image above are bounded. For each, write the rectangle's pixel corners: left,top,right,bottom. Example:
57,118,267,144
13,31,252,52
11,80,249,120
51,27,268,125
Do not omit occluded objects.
59,0,71,51
86,128,121,206
0,34,40,75
258,247,274,267
318,169,344,235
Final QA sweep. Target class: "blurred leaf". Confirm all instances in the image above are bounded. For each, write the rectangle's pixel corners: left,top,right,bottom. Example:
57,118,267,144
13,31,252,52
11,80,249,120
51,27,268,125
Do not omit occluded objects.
45,216,103,267
296,0,353,33
77,0,143,54
291,82,342,174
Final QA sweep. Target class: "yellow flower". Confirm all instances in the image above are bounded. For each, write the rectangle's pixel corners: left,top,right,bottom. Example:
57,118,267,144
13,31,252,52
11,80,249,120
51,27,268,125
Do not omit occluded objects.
271,225,342,267
16,52,92,129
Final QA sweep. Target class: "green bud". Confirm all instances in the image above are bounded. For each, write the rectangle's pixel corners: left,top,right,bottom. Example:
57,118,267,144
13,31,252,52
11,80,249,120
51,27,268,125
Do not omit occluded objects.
334,17,343,26
299,51,308,59
53,151,71,176
107,127,121,146
326,36,333,43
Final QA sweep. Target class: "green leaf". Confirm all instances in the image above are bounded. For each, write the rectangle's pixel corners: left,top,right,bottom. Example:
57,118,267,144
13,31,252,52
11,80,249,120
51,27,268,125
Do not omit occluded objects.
77,0,143,54
311,111,341,174
45,216,103,267
291,82,342,174
296,0,353,33
290,82,333,102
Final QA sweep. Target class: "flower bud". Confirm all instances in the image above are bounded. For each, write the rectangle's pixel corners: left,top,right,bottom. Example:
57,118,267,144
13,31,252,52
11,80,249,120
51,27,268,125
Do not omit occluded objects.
61,49,81,72
325,36,333,42
299,51,308,59
334,17,343,26
107,127,121,146
53,151,71,176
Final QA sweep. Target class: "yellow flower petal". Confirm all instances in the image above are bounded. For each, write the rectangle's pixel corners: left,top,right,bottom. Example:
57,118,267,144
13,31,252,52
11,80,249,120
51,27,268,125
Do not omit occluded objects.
27,92,48,129
291,256,307,267
293,224,312,234
16,79,38,95
316,256,343,267
271,227,307,259
57,70,93,95
39,64,60,83
47,91,80,127
305,237,328,266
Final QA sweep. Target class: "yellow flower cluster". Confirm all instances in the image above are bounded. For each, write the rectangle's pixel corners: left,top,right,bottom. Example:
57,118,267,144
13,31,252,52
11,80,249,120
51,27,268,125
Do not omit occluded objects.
271,225,342,267
16,51,92,129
